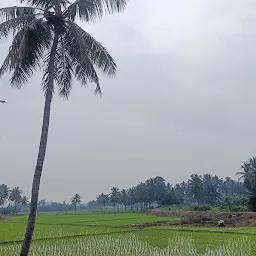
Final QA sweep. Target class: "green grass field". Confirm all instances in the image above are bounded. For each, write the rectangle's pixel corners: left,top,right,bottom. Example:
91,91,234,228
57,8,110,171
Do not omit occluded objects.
0,211,256,255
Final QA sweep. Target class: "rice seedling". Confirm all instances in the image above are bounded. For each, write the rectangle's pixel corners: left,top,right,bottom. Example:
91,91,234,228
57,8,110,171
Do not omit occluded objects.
0,235,253,256
204,237,253,256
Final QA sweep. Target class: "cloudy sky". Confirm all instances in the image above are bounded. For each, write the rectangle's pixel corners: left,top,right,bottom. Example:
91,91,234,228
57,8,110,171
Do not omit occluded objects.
1,0,256,202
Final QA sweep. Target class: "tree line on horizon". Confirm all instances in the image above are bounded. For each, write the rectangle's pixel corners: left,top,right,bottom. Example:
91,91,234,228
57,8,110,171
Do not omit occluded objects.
3,173,245,213
3,156,256,214
86,174,246,211
86,156,256,212
0,186,85,213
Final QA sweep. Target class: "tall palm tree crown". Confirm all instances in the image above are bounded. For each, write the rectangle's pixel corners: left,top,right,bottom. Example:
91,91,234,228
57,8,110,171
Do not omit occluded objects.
9,186,22,204
71,193,82,205
0,1,128,255
0,0,127,96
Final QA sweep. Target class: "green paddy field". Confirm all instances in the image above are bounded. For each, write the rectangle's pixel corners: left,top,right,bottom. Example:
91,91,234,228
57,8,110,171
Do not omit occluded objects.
0,211,255,255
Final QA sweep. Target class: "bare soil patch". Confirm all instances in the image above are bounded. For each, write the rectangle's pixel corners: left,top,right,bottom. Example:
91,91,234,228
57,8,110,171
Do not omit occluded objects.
148,209,256,227
0,215,8,221
128,219,181,228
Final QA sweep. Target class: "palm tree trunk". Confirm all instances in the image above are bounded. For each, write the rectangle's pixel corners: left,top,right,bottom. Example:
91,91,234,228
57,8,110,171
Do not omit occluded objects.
20,34,59,256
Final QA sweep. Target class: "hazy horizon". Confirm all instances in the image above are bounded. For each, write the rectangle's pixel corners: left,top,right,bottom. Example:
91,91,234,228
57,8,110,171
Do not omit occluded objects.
1,0,256,202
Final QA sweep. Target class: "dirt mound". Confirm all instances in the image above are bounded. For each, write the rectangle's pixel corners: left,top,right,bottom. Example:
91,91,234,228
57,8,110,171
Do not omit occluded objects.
150,209,256,227
0,215,8,221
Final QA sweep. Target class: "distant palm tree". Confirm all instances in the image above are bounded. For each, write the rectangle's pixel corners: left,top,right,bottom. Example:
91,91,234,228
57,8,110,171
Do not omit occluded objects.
9,187,22,205
21,196,29,207
237,162,251,180
0,1,127,255
97,193,109,209
120,189,128,210
110,187,120,210
71,193,82,209
237,157,256,191
0,184,9,207
188,174,203,204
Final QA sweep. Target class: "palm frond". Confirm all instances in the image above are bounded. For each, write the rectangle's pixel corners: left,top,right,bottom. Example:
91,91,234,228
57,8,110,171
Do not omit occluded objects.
42,34,73,98
66,20,116,77
94,81,102,96
41,50,52,93
74,58,101,94
57,61,73,98
236,175,245,183
0,14,41,40
0,27,27,78
19,0,52,8
20,0,69,9
0,19,52,88
64,0,128,22
71,43,100,87
0,6,39,21
54,36,73,98
61,24,103,94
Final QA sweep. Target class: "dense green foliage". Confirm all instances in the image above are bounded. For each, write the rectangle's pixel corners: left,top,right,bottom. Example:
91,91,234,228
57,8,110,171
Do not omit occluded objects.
1,173,247,215
88,175,245,211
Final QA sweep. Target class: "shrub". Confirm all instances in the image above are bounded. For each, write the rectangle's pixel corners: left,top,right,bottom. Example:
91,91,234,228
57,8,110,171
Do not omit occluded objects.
191,204,212,211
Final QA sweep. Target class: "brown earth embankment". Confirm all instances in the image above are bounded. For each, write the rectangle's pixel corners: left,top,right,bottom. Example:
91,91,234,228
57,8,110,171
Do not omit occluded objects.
149,209,256,227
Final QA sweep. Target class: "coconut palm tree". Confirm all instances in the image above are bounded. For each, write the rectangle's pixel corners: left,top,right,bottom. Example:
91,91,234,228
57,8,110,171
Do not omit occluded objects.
110,187,120,210
237,157,256,192
9,187,22,205
21,196,29,207
120,189,128,210
97,193,109,209
71,193,82,209
188,174,203,204
0,184,9,207
237,157,256,211
0,1,127,255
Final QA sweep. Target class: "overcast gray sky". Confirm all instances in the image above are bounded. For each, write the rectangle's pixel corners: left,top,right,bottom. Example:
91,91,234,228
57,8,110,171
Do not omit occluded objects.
1,0,256,202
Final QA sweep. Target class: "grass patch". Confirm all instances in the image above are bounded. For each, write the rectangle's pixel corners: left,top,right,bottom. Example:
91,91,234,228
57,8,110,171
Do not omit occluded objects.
1,211,256,255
